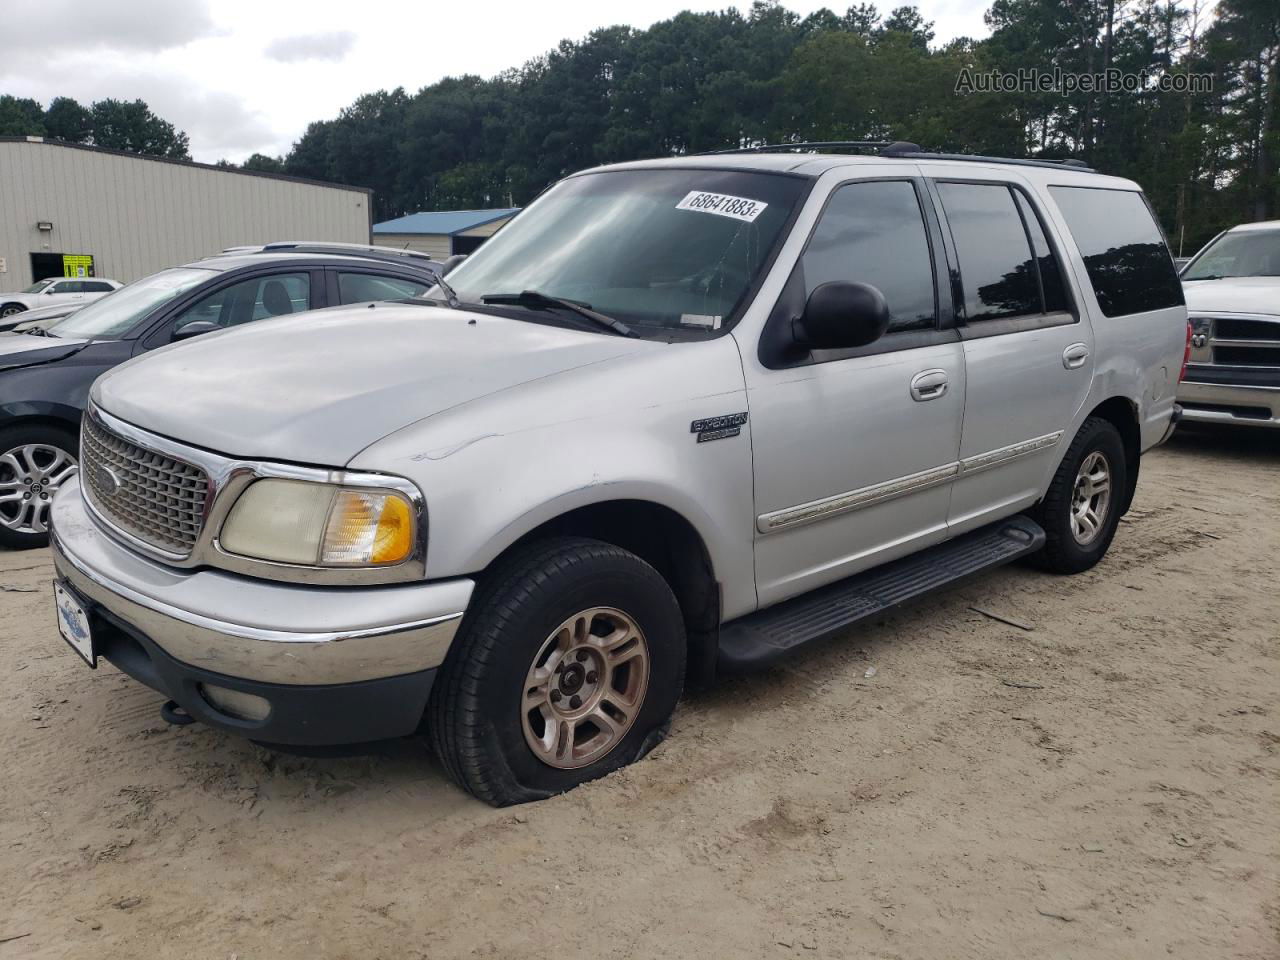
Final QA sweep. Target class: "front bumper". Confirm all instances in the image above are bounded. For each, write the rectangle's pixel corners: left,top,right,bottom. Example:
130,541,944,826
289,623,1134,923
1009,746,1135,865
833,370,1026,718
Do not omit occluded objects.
1178,380,1280,429
50,478,475,745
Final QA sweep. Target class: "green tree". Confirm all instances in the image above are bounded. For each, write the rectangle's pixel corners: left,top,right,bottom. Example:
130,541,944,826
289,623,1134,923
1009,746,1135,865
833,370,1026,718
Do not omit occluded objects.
0,95,45,136
88,98,190,159
44,96,92,143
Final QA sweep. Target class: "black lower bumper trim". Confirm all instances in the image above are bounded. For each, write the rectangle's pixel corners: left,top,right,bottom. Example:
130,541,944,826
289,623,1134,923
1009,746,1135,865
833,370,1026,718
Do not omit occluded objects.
90,603,436,746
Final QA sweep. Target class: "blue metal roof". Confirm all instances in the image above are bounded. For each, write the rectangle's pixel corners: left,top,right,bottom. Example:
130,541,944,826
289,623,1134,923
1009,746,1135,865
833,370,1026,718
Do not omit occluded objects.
373,208,521,236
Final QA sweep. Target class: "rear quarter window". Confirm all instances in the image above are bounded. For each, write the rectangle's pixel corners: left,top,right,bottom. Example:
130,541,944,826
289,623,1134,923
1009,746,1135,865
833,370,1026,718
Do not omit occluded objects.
1048,186,1183,317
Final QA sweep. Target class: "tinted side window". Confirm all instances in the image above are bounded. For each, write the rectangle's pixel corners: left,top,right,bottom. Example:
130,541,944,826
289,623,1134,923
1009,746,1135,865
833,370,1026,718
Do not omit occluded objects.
170,272,310,337
84,281,114,293
937,182,1040,321
337,272,431,305
52,281,82,293
1048,186,1183,317
1012,191,1070,313
801,180,935,333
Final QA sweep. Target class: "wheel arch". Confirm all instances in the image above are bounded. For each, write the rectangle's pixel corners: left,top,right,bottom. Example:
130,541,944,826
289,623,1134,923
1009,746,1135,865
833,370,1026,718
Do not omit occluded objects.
1082,395,1141,515
479,498,722,687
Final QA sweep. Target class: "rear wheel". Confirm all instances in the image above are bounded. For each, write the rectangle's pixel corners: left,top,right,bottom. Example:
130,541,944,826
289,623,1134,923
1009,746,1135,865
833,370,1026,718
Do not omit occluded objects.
0,424,79,549
429,537,686,806
1029,417,1127,574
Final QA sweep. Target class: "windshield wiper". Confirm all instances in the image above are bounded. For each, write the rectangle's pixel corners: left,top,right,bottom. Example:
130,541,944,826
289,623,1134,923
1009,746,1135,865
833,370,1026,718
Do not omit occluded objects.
432,272,461,309
480,290,636,337
20,326,55,337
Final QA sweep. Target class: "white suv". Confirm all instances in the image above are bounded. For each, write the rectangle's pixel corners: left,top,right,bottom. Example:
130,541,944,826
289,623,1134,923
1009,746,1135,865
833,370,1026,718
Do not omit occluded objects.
49,145,1188,805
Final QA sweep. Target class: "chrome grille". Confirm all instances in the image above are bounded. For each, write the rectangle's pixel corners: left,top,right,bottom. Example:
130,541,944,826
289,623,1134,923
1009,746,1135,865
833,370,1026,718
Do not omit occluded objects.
81,414,210,556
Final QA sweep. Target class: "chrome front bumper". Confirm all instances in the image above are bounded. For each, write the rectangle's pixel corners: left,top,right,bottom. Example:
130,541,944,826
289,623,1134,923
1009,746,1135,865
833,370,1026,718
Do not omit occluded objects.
50,478,474,686
1178,380,1280,429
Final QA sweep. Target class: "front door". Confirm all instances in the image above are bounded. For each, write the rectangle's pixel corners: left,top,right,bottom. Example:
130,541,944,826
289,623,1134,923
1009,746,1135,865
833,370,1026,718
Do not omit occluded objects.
927,178,1095,533
741,175,967,608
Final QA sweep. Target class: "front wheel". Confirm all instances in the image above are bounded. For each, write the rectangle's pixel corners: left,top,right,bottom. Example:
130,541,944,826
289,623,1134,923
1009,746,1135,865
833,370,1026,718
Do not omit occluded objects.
429,537,686,806
0,304,28,319
0,424,79,549
1029,416,1127,574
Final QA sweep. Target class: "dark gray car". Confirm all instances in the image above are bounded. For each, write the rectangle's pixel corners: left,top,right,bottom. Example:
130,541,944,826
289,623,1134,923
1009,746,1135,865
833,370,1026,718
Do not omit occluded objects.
0,247,439,548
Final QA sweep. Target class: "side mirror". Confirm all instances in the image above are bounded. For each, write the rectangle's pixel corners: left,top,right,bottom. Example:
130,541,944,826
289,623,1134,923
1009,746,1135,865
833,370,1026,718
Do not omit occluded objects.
45,288,57,296
439,254,467,276
171,320,221,342
795,281,890,350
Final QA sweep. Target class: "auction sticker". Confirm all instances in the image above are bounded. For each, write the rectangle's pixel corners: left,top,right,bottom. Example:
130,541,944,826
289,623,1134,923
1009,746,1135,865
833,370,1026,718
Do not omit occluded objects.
676,191,768,223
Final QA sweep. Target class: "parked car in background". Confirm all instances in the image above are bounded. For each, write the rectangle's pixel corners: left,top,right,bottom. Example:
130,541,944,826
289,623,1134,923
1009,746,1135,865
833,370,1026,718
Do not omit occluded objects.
0,277,121,318
0,246,440,547
47,147,1187,805
1179,220,1280,428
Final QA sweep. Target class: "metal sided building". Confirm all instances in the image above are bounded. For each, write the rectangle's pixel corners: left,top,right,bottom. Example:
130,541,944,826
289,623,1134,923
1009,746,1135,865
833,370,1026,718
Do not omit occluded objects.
0,137,372,289
373,208,520,259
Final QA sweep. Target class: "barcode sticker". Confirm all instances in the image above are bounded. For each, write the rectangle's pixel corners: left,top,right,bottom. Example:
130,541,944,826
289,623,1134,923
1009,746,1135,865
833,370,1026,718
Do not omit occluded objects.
675,191,768,223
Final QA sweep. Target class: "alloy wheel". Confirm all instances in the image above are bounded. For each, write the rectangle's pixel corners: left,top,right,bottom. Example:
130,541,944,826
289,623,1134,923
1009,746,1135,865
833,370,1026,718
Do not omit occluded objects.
1069,450,1111,546
521,606,651,770
0,444,78,535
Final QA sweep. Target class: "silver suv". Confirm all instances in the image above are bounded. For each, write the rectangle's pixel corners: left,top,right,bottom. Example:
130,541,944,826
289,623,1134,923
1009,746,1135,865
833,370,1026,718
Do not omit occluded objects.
49,146,1188,805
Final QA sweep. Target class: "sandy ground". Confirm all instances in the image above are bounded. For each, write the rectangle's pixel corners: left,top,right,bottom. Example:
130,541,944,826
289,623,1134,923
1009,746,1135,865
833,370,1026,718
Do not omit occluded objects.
1,427,1278,960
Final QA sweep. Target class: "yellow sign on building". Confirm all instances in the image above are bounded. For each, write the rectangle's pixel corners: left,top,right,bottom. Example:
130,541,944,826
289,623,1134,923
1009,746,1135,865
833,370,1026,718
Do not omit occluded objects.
62,254,94,278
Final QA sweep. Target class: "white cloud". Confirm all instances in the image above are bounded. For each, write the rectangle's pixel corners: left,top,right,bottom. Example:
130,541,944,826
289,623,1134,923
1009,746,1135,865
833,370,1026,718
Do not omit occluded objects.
2,0,220,51
265,31,356,63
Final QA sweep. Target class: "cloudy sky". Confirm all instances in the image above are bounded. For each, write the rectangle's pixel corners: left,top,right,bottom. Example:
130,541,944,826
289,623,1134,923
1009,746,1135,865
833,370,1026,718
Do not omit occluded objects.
2,0,990,164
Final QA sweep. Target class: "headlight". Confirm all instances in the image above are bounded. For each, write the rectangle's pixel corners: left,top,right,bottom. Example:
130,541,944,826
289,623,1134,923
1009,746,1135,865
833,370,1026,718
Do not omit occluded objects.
219,479,416,567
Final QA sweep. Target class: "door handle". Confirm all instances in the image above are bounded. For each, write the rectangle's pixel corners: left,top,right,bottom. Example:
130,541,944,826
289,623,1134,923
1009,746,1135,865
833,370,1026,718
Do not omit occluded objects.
910,369,949,402
1062,343,1090,369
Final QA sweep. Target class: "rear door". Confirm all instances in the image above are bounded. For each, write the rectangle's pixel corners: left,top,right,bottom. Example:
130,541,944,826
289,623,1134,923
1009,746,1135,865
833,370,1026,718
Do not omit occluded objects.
743,173,967,607
928,177,1092,534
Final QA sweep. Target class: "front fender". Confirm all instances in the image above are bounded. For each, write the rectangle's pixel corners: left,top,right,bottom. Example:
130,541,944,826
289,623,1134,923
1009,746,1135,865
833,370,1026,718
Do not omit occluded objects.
350,336,760,619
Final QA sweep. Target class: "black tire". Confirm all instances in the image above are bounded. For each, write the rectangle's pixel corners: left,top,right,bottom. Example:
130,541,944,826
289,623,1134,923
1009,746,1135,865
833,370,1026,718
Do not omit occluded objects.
0,303,28,319
429,537,686,806
0,422,80,550
1028,416,1127,574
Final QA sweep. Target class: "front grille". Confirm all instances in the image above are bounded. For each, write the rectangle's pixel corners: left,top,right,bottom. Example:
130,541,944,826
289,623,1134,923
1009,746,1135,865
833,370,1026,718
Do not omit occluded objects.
1216,317,1280,342
81,414,210,556
1214,346,1280,367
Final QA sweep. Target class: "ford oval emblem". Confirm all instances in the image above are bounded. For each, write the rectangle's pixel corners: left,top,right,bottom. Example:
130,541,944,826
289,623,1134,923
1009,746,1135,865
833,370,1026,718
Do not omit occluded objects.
92,462,123,496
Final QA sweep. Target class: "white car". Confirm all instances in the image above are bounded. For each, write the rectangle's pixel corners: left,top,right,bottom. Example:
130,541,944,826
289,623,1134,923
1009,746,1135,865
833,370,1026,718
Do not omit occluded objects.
0,277,122,318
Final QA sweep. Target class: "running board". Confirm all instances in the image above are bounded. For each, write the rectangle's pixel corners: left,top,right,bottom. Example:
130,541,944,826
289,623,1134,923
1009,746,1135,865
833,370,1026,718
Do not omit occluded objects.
718,516,1045,672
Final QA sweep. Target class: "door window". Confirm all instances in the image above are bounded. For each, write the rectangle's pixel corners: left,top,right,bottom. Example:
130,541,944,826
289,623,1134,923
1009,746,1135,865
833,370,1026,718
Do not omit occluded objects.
800,180,936,333
936,182,1043,321
50,280,82,294
1012,191,1070,313
83,281,115,293
337,272,431,305
170,272,310,337
1048,186,1183,317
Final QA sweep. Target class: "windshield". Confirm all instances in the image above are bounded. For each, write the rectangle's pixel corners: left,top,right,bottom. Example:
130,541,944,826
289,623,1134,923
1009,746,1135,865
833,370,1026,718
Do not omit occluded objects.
48,267,213,339
1183,229,1280,280
22,279,54,294
442,168,808,337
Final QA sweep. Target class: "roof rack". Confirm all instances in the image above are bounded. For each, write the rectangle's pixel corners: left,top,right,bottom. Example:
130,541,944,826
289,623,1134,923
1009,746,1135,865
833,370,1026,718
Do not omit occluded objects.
248,242,442,271
701,140,891,155
698,139,1097,173
882,142,1097,172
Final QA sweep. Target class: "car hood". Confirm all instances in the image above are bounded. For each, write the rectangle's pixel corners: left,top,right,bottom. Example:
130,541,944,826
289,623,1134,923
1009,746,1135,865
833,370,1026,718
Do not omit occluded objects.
8,301,84,328
92,302,662,465
1182,276,1280,316
0,331,90,370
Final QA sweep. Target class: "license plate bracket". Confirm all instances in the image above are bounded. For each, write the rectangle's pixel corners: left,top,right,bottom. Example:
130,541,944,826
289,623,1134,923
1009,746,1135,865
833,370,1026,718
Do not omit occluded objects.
54,579,95,668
